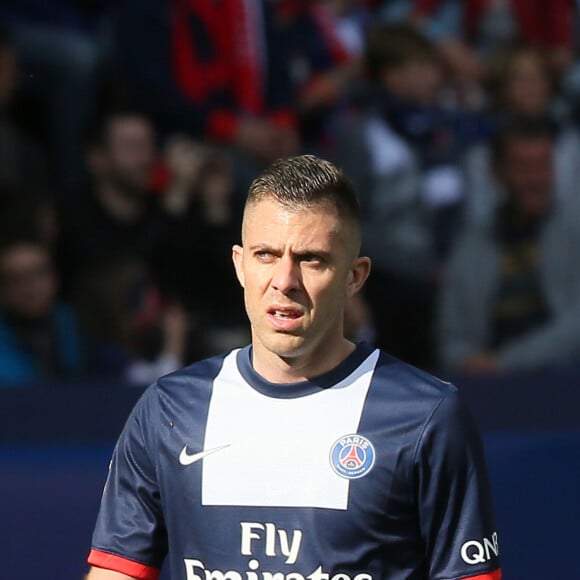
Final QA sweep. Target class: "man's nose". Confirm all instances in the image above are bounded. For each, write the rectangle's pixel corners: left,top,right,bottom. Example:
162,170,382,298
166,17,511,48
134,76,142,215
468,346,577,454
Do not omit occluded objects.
271,256,301,293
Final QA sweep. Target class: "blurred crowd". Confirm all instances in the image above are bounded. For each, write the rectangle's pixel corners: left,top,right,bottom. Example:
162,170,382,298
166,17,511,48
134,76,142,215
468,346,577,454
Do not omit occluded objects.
1,0,580,387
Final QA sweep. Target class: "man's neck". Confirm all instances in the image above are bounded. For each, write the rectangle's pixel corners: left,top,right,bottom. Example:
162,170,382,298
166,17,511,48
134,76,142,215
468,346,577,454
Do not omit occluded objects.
251,339,356,384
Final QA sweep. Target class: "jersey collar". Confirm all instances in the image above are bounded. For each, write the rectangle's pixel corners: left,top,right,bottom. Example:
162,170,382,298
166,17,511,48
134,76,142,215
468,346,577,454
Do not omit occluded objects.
236,342,375,399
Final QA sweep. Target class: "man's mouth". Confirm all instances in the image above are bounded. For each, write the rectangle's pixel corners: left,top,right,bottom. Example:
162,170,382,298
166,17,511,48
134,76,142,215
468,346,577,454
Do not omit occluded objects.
267,306,304,330
270,308,301,319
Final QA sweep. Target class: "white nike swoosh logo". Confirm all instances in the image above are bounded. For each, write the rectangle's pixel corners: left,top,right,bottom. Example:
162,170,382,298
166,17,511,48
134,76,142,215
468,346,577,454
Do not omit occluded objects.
179,444,231,466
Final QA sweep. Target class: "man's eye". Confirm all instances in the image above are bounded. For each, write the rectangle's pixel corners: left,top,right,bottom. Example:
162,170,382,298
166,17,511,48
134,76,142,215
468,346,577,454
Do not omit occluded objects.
301,254,321,264
256,251,273,260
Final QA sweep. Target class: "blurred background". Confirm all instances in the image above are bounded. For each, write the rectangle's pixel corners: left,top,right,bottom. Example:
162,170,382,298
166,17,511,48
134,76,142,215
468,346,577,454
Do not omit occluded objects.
0,0,579,578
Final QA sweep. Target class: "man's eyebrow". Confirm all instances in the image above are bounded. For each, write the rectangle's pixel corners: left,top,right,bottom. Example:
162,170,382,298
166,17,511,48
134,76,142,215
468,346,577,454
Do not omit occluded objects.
293,249,332,259
246,244,332,259
248,243,275,251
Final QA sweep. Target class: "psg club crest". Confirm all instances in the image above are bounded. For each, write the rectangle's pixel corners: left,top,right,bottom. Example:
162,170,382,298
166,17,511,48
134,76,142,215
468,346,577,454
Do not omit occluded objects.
330,434,375,479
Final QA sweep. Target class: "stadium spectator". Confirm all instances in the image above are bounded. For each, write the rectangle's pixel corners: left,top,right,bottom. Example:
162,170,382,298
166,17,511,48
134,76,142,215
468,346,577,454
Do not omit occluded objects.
57,109,166,370
437,116,580,373
336,23,474,368
0,237,84,386
148,135,249,359
58,109,158,287
463,44,580,224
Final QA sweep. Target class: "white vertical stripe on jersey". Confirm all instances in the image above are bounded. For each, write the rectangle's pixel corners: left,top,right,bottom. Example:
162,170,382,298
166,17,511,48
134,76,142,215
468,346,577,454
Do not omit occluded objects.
201,349,379,508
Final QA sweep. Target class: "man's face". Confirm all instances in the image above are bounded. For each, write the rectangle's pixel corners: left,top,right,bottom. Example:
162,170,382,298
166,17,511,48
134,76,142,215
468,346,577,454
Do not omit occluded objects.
97,115,155,195
496,137,554,219
232,198,368,372
0,244,57,320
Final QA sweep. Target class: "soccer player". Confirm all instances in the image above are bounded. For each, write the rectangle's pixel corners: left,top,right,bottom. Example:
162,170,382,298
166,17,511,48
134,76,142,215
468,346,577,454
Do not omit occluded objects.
86,155,501,580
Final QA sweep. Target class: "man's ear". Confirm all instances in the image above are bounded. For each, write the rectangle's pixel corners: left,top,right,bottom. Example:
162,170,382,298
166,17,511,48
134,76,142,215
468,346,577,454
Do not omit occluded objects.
232,244,245,288
346,256,371,298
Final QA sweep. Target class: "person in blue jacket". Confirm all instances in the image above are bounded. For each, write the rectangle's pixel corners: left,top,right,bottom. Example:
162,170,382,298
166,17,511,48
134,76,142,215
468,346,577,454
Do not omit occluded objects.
0,237,84,386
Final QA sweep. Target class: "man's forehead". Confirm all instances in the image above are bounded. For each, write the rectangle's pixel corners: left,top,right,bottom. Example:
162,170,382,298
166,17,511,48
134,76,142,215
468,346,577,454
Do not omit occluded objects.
242,198,341,235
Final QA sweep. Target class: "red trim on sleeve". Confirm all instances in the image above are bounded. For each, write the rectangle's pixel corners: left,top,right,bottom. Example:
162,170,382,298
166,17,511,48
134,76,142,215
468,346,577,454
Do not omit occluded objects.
88,549,161,580
459,568,502,580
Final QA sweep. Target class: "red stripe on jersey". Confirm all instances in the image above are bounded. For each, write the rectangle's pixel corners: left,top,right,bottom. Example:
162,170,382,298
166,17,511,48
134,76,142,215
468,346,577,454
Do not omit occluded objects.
88,549,160,580
460,568,502,580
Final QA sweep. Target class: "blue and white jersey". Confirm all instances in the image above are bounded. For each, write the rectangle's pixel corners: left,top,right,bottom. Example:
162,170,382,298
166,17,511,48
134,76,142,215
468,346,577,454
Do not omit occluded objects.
89,343,501,580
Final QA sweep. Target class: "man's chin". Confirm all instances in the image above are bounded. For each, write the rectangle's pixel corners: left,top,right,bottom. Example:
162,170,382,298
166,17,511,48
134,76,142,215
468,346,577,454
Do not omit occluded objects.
260,333,306,359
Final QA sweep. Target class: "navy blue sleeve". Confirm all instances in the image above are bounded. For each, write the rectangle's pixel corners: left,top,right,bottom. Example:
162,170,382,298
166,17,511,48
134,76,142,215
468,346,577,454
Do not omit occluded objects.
89,384,168,577
413,389,501,580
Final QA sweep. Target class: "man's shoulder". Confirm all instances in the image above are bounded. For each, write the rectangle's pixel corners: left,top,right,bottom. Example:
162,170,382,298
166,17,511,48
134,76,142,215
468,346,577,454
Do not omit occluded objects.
153,349,240,398
372,349,457,406
358,350,465,454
